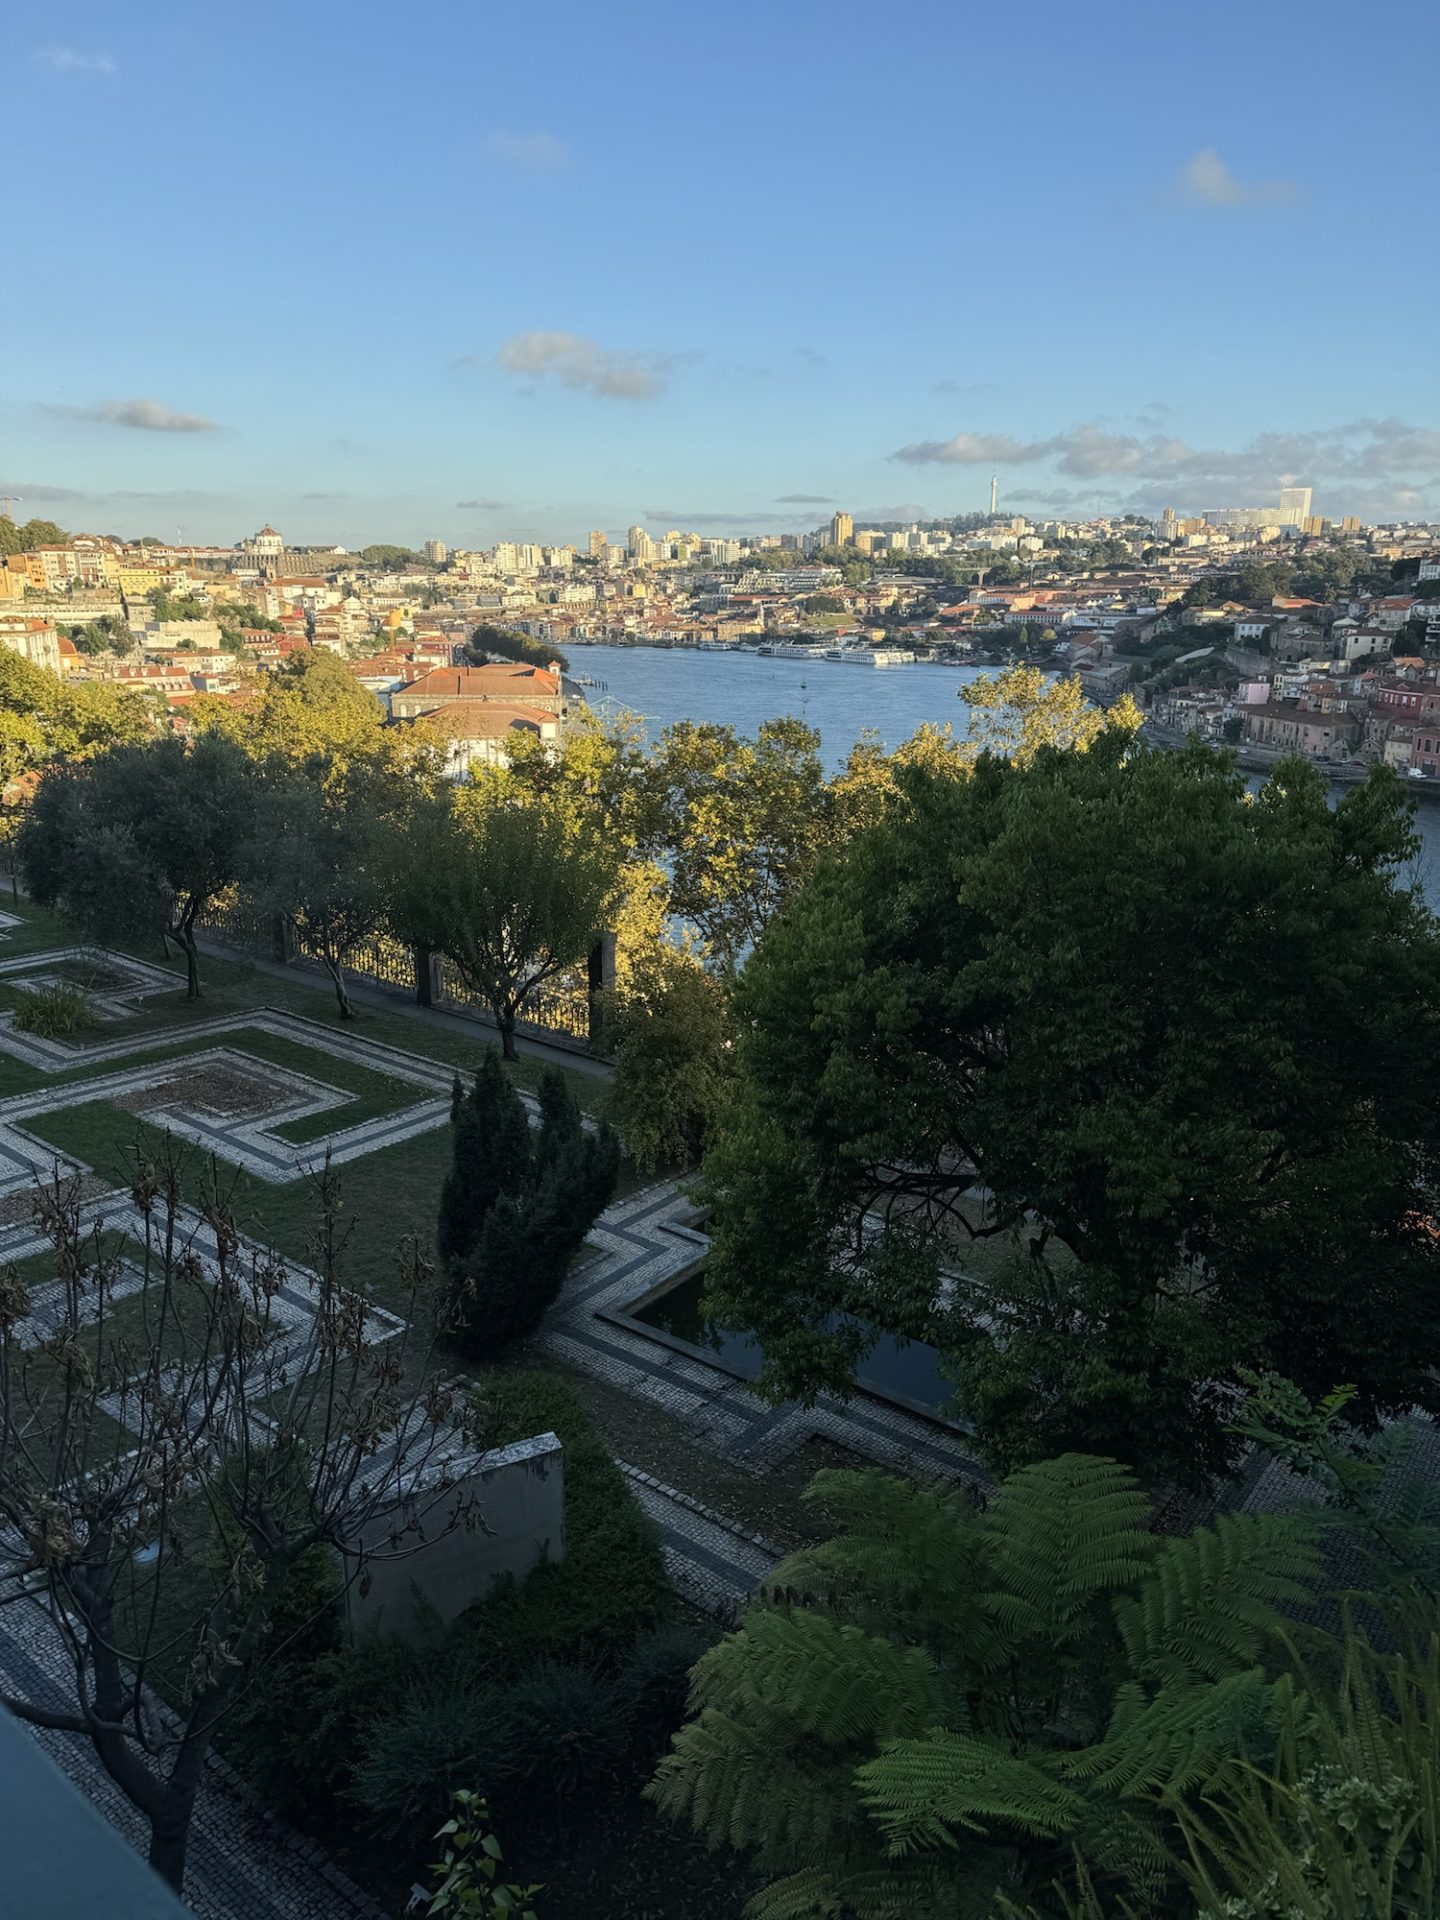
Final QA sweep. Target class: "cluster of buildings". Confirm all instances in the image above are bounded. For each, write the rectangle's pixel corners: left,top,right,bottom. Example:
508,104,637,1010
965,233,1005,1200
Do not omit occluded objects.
0,503,1436,788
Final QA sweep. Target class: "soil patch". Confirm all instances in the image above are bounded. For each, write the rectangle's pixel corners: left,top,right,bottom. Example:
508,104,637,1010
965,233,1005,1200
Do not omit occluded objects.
118,1063,295,1120
0,1173,110,1227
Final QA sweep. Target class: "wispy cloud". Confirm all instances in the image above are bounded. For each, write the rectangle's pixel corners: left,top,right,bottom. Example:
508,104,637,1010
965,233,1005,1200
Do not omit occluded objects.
494,331,675,401
44,397,220,433
457,498,512,511
776,493,834,505
33,45,114,74
793,347,828,370
646,509,803,528
1169,149,1300,209
890,417,1440,516
484,130,569,171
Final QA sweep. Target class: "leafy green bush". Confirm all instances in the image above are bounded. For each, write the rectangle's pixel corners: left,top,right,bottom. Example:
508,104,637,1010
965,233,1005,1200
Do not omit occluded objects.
232,1369,672,1841
353,1676,514,1838
456,1370,669,1666
12,981,99,1037
500,1661,634,1802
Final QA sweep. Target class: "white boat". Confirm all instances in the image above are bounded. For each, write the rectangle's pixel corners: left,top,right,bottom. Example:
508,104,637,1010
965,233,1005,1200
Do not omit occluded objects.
825,646,917,666
771,642,828,660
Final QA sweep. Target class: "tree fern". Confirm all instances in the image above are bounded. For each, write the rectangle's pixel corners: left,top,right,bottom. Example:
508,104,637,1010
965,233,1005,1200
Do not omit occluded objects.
983,1454,1155,1648
1113,1513,1319,1688
860,1730,1083,1849
1073,1670,1284,1797
686,1608,945,1743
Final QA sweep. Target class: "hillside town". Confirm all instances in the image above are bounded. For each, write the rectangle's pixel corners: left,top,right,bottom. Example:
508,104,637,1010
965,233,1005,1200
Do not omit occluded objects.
2,497,1438,791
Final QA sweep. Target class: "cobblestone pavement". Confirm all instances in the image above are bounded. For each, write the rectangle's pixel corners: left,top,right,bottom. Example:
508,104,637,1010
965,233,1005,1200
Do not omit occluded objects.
540,1183,988,1611
0,1598,386,1920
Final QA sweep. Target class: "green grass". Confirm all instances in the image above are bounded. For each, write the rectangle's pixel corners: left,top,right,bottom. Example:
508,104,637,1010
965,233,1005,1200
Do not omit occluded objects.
0,896,602,1113
18,1101,453,1312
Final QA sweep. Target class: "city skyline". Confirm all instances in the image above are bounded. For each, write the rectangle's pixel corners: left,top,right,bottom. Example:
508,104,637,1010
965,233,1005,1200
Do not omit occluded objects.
5,0,1438,544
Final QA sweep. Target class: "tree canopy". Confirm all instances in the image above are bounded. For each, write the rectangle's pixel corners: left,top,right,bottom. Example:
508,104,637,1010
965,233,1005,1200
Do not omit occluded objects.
191,649,390,764
701,740,1440,1489
389,788,620,1058
20,734,256,996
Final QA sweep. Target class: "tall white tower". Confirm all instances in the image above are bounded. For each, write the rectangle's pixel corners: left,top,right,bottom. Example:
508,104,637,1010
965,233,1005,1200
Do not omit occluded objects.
988,474,998,516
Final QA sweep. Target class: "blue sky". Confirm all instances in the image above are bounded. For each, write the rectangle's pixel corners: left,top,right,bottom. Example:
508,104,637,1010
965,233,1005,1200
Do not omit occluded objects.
6,0,1437,547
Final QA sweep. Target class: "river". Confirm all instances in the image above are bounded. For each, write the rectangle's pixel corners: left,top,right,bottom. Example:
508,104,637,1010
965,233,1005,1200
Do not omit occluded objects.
569,643,1440,908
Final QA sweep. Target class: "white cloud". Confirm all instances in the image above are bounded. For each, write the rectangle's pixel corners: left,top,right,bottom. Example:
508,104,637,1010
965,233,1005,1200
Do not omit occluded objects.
484,130,569,171
890,418,1440,515
45,398,219,433
495,331,673,401
33,45,114,74
456,498,512,511
1172,148,1299,208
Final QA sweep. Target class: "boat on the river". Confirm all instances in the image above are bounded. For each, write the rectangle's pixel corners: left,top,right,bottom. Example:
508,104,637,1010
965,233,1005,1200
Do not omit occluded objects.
824,645,917,666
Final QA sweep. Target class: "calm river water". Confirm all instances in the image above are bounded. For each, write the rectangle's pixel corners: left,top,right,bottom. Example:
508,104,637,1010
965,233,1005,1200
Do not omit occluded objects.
570,642,1440,907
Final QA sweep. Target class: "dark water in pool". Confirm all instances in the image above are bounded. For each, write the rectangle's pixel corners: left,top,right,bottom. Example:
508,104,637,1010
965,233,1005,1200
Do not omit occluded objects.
632,1270,961,1422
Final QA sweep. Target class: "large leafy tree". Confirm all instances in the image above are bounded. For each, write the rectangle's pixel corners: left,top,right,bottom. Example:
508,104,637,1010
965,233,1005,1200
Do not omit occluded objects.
649,1454,1319,1918
0,649,153,780
248,756,408,1019
192,649,391,765
702,741,1440,1488
20,734,256,996
650,716,830,973
390,787,620,1059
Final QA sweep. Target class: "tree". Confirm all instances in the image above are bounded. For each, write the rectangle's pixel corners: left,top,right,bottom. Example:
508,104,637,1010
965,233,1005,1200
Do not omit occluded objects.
701,742,1440,1490
0,516,69,554
649,1454,1318,1916
440,1058,619,1357
604,947,732,1173
465,621,569,674
192,648,391,765
391,789,620,1060
0,1157,466,1895
437,1050,533,1272
20,734,256,996
650,718,830,973
960,663,1142,764
249,758,406,1018
0,649,152,781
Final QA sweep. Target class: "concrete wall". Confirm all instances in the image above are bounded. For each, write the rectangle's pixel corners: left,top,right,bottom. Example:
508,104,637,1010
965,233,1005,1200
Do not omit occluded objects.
343,1431,564,1643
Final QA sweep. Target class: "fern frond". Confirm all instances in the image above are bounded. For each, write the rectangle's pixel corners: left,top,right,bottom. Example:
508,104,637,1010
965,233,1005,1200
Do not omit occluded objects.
1073,1670,1279,1797
648,1706,861,1859
983,1454,1154,1647
746,1858,963,1920
777,1470,991,1650
858,1729,1082,1852
1113,1512,1318,1687
687,1607,945,1744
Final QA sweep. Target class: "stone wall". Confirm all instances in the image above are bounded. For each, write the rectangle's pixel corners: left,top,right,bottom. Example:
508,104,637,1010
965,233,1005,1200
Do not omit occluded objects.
343,1432,565,1642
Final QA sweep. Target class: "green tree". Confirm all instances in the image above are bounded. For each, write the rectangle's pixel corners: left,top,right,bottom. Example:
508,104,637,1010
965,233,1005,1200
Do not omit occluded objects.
701,742,1440,1489
465,621,569,674
604,948,732,1173
390,789,619,1060
649,1454,1318,1917
192,649,390,764
248,759,405,1018
650,717,829,973
440,1059,619,1358
437,1050,533,1271
20,734,257,996
0,649,153,778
